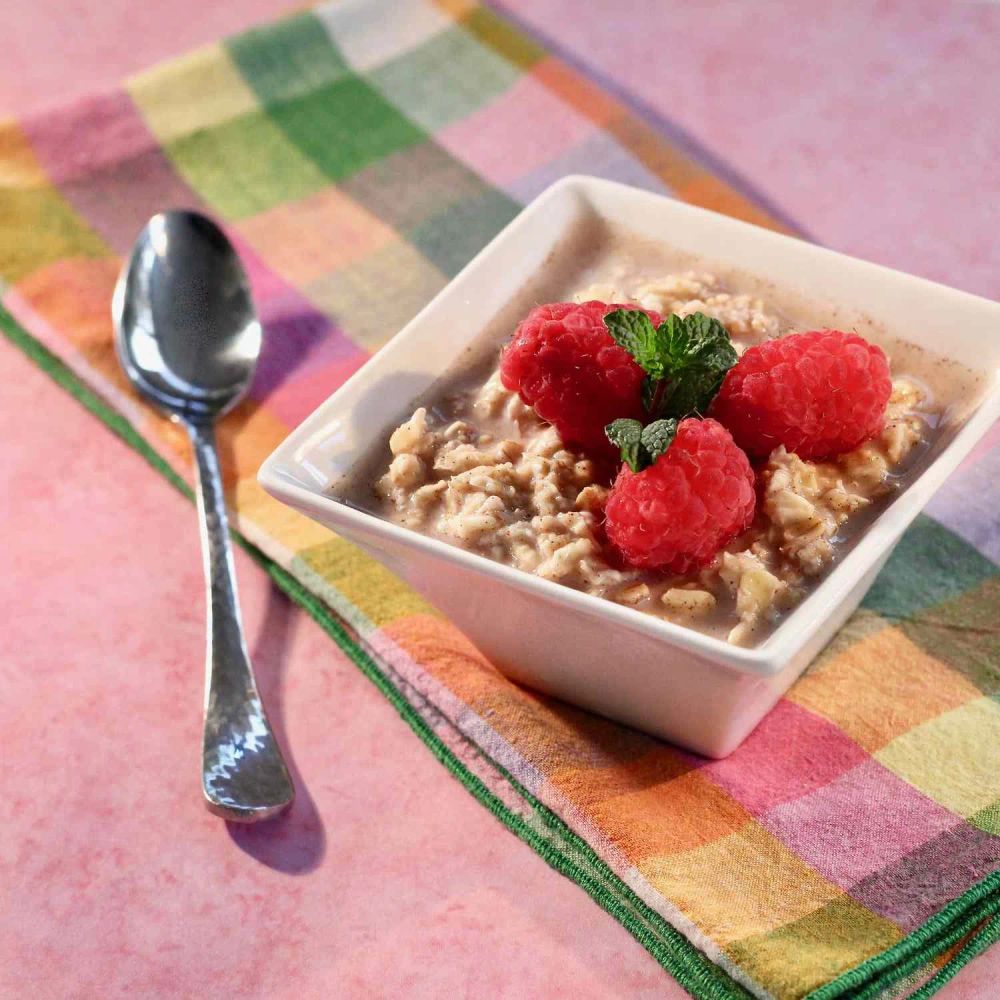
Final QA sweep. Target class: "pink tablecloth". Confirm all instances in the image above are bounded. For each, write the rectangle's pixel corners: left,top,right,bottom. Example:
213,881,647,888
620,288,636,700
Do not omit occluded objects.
3,2,997,997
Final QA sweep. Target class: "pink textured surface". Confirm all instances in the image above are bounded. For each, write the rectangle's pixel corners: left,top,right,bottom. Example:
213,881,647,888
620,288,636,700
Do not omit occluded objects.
494,0,1000,300
1,1,997,996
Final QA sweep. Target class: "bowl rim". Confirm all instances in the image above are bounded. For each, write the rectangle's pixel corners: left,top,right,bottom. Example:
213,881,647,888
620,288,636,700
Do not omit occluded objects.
258,174,1000,679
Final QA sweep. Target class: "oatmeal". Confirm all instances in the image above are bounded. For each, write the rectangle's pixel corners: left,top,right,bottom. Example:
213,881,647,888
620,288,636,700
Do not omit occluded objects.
378,351,929,644
378,380,635,596
359,248,980,647
575,270,780,350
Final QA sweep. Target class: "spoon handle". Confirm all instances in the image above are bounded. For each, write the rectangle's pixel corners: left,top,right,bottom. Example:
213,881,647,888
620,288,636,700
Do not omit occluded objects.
187,420,294,822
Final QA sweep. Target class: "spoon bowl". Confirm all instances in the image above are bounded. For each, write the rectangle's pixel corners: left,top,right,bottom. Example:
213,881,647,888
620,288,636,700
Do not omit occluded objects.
114,211,262,422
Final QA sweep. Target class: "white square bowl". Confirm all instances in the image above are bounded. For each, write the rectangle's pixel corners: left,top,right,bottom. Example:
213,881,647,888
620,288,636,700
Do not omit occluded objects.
259,176,1000,758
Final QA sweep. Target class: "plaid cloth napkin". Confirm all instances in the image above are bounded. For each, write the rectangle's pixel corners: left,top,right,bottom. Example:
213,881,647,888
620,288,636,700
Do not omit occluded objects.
2,1,997,996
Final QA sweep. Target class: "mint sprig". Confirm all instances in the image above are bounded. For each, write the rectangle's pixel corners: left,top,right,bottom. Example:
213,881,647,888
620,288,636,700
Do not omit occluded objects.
603,309,737,471
605,309,737,420
605,417,678,473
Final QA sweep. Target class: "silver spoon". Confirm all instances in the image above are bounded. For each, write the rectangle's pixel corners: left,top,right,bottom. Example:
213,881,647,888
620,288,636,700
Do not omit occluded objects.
113,211,294,823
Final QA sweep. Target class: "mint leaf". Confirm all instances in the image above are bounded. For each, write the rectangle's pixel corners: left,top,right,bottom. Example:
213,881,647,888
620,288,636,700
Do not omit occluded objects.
677,312,738,371
603,309,664,381
666,368,729,420
605,418,644,472
605,310,736,422
679,313,737,376
650,312,737,419
639,418,678,465
606,417,679,471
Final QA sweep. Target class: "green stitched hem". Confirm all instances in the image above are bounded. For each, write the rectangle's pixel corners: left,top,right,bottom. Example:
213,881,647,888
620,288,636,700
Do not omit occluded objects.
812,876,1000,1000
832,893,1000,1000
909,912,1000,1000
2,303,996,1000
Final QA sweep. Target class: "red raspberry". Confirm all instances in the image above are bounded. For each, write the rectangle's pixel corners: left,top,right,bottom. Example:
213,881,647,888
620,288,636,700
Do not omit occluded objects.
604,418,756,573
711,330,892,460
500,301,660,456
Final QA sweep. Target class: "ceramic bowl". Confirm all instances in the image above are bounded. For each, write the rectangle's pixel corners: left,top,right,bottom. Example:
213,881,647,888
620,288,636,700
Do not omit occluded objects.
259,176,1000,757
